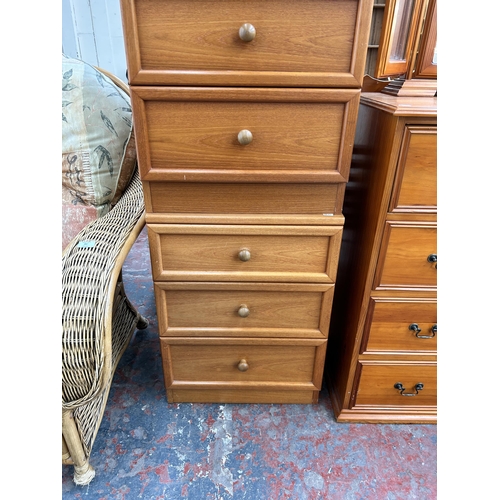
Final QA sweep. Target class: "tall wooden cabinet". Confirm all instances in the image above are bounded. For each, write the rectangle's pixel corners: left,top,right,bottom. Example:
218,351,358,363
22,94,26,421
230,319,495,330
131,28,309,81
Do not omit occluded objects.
120,0,372,404
326,92,437,423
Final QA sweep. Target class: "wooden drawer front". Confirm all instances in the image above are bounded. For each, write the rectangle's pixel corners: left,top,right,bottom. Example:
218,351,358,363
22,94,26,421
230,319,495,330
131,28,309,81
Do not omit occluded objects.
132,87,360,182
363,298,437,353
375,222,437,290
148,225,343,282
155,283,334,338
160,338,326,389
354,363,437,407
390,126,437,212
121,0,371,87
146,182,343,216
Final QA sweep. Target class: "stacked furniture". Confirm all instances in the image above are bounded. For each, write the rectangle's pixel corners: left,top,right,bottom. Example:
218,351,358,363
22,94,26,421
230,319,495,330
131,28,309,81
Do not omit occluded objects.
326,92,437,423
120,0,372,404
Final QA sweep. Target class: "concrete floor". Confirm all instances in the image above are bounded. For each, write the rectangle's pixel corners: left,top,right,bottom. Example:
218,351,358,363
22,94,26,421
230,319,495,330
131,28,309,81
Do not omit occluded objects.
62,228,437,499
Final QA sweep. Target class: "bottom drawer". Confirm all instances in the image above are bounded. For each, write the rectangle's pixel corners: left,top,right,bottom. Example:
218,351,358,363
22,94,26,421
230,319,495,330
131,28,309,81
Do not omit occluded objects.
160,337,327,403
353,362,437,408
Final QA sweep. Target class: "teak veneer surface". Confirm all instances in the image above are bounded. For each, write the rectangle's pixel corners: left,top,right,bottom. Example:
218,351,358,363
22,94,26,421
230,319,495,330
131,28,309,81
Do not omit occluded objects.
148,224,343,283
375,223,437,290
120,0,372,404
130,87,360,182
326,93,437,423
390,126,437,212
121,0,372,87
362,298,437,353
354,363,437,407
154,282,334,338
145,182,345,215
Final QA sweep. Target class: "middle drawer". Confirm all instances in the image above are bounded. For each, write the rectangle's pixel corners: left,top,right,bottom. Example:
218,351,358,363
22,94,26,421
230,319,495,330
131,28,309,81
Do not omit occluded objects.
148,224,343,282
154,282,334,338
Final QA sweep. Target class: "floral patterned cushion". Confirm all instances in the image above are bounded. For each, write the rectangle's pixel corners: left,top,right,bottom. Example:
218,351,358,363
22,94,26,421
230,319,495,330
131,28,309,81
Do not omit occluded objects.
62,54,136,251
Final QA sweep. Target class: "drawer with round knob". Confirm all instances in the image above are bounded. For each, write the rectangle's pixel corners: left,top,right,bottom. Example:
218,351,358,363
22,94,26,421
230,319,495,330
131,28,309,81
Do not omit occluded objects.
121,0,372,87
130,86,360,183
148,224,343,283
154,282,334,338
160,337,327,399
362,298,437,353
353,362,437,408
374,221,437,290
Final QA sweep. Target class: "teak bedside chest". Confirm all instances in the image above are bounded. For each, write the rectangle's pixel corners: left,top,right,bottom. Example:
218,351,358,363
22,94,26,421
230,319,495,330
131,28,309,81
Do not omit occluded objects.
120,0,372,404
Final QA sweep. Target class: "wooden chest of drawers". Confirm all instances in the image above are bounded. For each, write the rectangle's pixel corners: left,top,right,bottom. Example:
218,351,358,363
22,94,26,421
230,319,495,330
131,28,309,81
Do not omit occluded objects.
326,93,437,422
120,0,372,403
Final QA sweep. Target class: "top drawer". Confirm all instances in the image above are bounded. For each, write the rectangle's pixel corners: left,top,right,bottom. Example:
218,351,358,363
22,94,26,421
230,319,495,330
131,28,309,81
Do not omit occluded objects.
389,126,437,213
120,0,372,87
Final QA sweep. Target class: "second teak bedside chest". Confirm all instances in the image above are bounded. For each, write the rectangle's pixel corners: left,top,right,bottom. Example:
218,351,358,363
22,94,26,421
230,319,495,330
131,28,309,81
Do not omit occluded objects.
120,0,372,404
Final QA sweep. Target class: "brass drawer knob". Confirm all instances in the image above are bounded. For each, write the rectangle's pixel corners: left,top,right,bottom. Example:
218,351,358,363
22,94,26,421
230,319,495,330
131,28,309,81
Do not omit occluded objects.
238,305,250,318
238,23,256,42
238,248,251,261
238,359,249,372
237,129,253,145
394,382,424,396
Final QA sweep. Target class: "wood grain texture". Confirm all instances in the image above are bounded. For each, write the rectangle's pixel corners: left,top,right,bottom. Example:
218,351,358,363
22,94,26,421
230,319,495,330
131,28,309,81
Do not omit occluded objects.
148,224,343,283
326,94,437,423
144,212,345,226
390,125,437,212
354,362,437,407
375,222,437,290
160,337,327,399
130,86,360,182
120,0,373,87
154,282,334,338
120,0,371,404
146,182,343,215
362,298,437,353
167,388,319,404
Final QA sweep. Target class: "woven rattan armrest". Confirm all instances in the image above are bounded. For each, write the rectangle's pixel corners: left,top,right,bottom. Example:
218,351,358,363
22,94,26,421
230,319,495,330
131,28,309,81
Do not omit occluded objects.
62,168,145,411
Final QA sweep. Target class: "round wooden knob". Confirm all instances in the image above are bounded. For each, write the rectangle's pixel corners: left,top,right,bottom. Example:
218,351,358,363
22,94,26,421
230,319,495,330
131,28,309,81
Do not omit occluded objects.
237,129,253,145
238,359,249,371
238,249,251,261
238,305,250,318
238,23,256,42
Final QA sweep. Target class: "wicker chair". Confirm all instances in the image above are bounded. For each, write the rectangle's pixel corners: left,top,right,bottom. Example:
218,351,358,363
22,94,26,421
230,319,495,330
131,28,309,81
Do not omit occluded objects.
62,61,148,485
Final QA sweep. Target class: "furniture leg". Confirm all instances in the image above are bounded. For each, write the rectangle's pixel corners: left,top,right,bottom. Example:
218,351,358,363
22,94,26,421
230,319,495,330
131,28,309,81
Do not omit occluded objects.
62,410,95,485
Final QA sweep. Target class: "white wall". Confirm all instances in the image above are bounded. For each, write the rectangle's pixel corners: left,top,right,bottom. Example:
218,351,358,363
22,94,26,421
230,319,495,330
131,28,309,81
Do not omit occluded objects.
62,0,128,83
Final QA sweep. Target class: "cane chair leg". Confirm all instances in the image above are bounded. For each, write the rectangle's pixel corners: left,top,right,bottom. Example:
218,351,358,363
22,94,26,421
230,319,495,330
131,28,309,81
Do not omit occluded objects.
62,435,72,464
137,314,149,330
62,410,95,485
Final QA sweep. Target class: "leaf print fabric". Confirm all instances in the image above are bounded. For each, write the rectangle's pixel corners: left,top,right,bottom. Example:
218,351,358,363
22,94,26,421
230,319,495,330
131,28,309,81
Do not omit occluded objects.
62,54,136,251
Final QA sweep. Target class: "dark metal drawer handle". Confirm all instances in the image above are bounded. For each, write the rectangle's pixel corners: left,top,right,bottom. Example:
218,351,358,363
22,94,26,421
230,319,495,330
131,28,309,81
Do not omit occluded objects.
394,382,424,396
427,254,437,269
409,323,437,338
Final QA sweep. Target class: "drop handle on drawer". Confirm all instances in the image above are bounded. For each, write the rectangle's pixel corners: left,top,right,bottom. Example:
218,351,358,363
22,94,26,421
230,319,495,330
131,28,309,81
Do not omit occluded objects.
238,305,250,318
237,359,249,372
409,323,437,339
237,129,253,145
427,254,437,269
238,23,256,42
394,382,424,396
238,248,251,261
